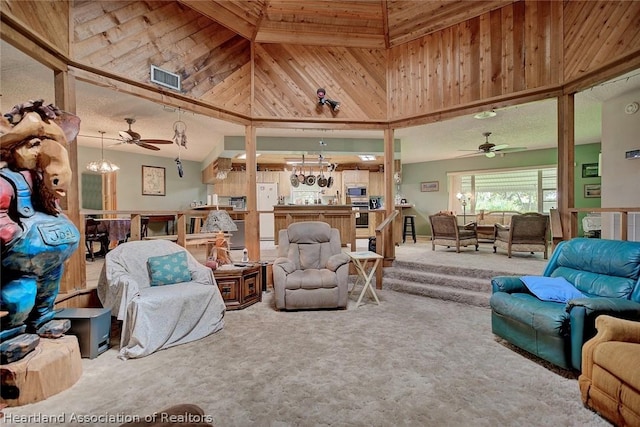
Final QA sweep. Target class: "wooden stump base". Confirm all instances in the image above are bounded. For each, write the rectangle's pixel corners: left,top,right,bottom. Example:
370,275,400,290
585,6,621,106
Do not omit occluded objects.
0,335,82,407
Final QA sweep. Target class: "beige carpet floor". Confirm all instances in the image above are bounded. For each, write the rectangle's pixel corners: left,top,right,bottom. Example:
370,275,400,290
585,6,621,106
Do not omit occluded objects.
4,247,606,426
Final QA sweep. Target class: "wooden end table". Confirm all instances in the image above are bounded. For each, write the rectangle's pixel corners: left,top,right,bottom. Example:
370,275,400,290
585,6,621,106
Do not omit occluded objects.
346,251,383,307
212,264,262,310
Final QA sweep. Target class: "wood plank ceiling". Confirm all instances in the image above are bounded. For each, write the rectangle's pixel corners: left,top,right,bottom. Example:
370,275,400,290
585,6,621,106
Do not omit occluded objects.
180,0,515,48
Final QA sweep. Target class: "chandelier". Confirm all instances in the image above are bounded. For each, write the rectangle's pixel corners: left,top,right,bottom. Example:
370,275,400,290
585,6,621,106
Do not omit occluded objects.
86,131,120,173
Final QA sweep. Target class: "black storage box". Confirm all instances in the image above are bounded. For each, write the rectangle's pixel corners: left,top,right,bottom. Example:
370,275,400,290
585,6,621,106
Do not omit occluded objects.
54,308,111,359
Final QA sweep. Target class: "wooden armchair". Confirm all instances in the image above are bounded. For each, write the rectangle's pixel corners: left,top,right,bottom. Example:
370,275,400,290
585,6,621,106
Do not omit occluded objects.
428,212,479,253
493,212,549,259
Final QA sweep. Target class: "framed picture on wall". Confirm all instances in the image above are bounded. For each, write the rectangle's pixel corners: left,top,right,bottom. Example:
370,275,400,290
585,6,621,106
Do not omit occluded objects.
142,165,166,196
582,163,599,178
420,181,439,192
584,183,601,198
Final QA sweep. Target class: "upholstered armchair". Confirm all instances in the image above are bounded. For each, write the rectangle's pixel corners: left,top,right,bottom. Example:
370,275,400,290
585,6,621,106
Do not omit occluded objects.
273,221,351,310
493,212,549,259
428,212,478,252
97,240,225,359
579,315,640,426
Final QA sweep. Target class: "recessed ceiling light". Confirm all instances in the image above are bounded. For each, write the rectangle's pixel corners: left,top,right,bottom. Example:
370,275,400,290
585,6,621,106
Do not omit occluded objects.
473,111,497,120
358,154,376,161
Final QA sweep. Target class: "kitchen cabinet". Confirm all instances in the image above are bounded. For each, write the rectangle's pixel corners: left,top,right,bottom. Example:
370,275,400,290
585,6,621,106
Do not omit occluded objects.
214,171,245,196
257,171,279,183
342,170,369,187
279,171,292,198
368,172,384,197
273,204,356,249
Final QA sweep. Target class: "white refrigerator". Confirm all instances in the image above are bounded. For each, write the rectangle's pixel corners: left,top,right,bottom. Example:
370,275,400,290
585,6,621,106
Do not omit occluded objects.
257,183,278,240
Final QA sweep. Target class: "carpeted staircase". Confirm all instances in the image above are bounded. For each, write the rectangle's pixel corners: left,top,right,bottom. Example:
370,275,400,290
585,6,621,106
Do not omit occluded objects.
382,259,520,307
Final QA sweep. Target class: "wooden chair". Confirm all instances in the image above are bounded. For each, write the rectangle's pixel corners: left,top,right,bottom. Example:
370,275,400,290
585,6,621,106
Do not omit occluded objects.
493,212,549,259
428,212,479,253
85,218,109,261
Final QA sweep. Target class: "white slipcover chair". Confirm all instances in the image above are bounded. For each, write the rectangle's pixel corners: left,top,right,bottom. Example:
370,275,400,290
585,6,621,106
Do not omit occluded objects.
97,240,225,359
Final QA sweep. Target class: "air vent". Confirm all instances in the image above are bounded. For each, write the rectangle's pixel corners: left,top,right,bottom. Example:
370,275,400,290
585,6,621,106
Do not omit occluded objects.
150,65,181,91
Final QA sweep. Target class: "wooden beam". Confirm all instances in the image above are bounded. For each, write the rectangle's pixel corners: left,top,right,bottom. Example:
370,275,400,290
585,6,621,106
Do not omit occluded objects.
383,128,395,260
69,67,251,126
55,70,85,294
557,93,575,238
245,125,259,261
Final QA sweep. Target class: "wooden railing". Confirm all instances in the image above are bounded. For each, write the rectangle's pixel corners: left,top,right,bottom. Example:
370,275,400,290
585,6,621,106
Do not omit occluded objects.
567,207,640,241
80,209,231,247
374,210,399,289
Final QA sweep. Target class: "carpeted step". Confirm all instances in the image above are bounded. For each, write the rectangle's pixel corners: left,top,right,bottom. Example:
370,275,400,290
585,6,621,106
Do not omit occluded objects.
384,267,490,293
383,277,490,308
392,259,520,280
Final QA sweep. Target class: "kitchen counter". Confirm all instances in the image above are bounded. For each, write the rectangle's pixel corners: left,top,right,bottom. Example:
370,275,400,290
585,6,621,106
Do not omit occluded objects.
273,204,356,248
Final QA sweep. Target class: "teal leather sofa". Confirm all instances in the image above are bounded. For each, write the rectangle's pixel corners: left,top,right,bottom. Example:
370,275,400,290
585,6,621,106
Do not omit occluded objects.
490,238,640,370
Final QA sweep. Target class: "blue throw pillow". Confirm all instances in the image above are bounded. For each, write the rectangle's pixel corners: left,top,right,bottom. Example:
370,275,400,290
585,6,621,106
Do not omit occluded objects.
147,251,192,286
520,275,584,303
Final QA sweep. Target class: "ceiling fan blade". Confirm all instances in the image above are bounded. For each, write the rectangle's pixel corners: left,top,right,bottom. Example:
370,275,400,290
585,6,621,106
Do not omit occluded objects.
491,144,510,151
499,146,527,153
457,151,484,158
140,139,174,144
118,131,134,142
79,134,121,142
136,141,161,151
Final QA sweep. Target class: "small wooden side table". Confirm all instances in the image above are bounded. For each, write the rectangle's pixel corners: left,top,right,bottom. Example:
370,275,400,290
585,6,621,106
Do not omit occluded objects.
212,264,262,310
346,251,383,307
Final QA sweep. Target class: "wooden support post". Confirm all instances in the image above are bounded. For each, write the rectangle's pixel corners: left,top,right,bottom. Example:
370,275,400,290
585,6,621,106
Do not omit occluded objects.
557,93,576,239
245,125,260,261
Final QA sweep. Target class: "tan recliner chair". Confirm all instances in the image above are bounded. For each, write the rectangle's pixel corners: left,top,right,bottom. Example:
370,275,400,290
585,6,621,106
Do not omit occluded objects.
579,315,640,426
273,221,351,310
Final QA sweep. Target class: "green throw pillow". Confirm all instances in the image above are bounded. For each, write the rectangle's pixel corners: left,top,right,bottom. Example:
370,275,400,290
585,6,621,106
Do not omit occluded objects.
147,251,192,286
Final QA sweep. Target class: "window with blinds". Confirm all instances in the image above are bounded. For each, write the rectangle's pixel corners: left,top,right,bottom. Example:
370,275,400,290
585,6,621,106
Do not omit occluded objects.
458,167,557,213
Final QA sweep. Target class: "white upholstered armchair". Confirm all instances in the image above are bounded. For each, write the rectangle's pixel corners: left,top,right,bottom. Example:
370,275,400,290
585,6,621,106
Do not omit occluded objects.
273,221,350,310
97,240,225,359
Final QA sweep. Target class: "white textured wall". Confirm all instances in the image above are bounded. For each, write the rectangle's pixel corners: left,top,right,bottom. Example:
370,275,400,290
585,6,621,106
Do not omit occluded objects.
601,88,640,240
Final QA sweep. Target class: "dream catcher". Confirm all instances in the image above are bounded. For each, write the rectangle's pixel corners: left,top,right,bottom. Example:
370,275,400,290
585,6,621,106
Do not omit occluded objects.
172,109,187,177
172,109,188,148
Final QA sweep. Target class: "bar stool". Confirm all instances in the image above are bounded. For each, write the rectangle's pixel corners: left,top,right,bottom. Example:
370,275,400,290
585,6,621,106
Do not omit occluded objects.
403,215,416,243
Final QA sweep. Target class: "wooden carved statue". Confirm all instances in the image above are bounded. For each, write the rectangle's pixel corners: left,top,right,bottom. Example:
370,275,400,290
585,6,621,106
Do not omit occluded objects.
0,100,81,363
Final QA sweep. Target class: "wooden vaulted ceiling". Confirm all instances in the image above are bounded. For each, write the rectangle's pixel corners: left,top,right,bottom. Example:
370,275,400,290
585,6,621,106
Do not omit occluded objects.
179,0,515,49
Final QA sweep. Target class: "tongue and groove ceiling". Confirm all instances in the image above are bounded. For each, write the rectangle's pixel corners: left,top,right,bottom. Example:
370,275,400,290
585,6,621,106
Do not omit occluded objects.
2,1,640,164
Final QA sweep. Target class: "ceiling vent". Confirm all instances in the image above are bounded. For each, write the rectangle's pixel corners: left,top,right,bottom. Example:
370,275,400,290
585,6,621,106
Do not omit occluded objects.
150,65,181,91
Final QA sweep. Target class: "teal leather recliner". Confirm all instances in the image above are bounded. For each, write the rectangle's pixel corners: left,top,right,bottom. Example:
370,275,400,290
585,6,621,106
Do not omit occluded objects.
490,238,640,371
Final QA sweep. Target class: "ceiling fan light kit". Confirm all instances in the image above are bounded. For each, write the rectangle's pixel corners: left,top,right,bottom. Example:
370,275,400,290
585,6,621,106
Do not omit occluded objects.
458,131,527,158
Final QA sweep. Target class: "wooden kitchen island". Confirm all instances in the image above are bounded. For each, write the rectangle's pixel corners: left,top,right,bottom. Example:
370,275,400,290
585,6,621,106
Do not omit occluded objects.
273,204,356,249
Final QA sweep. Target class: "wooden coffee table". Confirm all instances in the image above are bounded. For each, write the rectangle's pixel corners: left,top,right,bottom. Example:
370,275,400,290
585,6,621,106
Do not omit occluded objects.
212,264,262,310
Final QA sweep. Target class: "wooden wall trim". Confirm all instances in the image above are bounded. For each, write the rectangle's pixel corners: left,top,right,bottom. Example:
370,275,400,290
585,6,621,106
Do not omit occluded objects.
4,1,638,131
69,67,252,126
0,14,67,71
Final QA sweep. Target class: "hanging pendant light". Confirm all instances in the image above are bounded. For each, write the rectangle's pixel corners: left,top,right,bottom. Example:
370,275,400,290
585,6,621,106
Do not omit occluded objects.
86,131,120,173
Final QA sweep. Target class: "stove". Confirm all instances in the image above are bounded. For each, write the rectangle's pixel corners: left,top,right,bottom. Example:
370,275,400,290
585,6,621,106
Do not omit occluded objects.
351,198,369,228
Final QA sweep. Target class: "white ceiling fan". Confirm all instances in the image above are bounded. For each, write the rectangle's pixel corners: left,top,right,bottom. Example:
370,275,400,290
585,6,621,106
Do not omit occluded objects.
460,132,527,158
